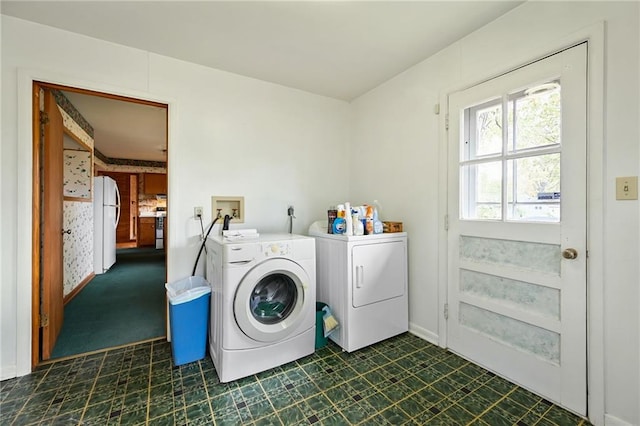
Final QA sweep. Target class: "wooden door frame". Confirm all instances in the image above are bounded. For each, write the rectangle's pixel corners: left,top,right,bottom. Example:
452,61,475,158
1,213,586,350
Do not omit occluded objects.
28,79,169,369
31,83,42,368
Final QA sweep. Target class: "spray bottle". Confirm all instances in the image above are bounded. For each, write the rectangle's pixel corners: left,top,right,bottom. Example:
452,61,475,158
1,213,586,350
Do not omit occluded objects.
373,207,383,234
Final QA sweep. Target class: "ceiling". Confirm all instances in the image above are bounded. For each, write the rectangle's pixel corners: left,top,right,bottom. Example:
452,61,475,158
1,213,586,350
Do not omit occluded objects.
61,91,168,162
2,0,524,161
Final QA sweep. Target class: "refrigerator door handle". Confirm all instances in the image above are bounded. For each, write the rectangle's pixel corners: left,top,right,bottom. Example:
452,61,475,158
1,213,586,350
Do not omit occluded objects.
114,183,121,228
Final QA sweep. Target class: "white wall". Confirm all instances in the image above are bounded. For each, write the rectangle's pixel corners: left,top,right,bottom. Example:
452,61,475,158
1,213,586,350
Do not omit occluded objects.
350,2,638,425
1,15,350,378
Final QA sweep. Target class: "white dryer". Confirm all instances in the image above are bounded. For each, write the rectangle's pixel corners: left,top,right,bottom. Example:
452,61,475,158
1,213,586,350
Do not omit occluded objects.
205,233,316,382
309,227,408,352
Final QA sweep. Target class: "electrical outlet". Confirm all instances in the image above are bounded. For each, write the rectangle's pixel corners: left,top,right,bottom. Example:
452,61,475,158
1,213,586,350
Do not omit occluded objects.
194,206,203,219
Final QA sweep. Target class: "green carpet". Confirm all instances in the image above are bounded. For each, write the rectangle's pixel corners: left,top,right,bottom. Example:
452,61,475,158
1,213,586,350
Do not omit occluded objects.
51,247,167,359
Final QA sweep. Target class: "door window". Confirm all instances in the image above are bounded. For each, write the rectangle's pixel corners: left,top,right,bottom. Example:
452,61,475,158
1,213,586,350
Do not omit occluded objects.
250,273,298,325
461,81,562,222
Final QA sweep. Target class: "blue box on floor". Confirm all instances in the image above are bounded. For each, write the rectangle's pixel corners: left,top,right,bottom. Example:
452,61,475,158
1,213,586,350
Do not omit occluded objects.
315,302,328,349
166,277,211,366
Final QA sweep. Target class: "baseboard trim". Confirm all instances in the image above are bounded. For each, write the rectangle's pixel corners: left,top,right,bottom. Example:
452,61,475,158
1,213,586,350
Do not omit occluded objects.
64,273,95,305
604,414,634,426
408,323,439,346
1,365,17,381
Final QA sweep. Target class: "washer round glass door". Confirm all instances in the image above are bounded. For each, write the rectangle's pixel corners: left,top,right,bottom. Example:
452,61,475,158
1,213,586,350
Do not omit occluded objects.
234,258,310,342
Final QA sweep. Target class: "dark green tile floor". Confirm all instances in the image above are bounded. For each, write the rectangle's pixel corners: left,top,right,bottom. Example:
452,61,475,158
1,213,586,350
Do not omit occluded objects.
1,333,591,425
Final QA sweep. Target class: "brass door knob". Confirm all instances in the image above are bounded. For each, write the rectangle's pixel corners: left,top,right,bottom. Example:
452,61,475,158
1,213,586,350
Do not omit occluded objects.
562,248,578,260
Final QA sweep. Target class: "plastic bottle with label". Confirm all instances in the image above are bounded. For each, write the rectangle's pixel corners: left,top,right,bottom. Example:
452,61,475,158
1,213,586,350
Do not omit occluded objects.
353,212,364,236
344,202,353,236
365,205,374,235
327,207,337,234
373,207,383,234
373,200,382,220
332,217,346,234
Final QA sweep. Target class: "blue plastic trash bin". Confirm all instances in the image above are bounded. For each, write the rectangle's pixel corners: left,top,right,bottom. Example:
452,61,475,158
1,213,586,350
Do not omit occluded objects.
165,276,211,366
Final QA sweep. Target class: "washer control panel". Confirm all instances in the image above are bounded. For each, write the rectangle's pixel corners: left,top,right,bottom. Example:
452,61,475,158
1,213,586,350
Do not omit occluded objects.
262,242,291,257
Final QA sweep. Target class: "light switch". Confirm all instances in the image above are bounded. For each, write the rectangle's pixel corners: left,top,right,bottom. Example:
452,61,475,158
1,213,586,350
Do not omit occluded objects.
616,176,638,200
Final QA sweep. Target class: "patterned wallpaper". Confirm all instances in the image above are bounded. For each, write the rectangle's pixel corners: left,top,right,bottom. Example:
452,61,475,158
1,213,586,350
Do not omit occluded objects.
52,95,96,296
58,107,94,150
63,201,94,297
94,156,167,174
94,148,166,169
53,90,94,138
64,150,92,199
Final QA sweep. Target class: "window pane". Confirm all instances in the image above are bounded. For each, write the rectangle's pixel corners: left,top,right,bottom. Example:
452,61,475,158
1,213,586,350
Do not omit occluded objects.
507,154,560,222
461,161,502,220
510,82,561,151
475,103,502,157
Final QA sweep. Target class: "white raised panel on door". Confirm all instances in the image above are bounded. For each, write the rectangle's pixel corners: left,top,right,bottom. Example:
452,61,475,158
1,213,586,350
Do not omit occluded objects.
351,241,405,308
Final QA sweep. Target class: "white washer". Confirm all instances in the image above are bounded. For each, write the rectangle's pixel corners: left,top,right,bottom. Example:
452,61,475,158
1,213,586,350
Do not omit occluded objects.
205,233,316,382
309,227,408,352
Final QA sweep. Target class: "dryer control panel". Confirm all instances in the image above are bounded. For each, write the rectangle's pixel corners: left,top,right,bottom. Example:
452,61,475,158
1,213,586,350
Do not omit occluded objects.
263,242,291,257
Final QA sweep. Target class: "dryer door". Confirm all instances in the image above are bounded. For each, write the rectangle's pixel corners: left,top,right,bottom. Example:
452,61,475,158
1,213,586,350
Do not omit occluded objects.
234,258,311,342
352,241,406,307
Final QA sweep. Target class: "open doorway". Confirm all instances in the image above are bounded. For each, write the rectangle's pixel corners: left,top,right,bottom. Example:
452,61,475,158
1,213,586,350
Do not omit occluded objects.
32,82,169,364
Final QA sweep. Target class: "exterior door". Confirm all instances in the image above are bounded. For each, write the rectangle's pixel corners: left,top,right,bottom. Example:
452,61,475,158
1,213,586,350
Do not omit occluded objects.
447,44,587,414
41,88,65,360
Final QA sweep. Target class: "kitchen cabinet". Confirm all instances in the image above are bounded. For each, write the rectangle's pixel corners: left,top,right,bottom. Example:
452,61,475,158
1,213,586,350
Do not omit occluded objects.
138,217,156,247
143,173,167,195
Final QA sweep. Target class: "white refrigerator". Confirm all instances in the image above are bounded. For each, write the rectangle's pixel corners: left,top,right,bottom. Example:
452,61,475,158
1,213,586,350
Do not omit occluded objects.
93,176,120,274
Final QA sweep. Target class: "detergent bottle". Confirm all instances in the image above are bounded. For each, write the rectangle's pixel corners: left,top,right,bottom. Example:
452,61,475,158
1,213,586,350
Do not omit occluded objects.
332,217,346,234
365,205,374,235
344,202,353,236
353,212,364,236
